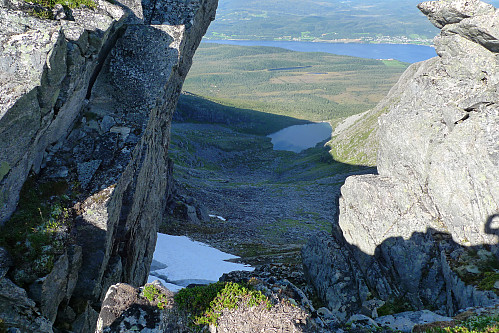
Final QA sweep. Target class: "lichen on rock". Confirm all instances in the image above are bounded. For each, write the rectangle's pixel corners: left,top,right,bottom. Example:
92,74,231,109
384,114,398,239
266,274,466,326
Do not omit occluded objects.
0,0,218,330
304,0,499,325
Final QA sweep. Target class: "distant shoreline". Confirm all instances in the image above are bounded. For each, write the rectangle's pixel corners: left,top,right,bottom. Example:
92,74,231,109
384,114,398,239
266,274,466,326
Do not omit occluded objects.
201,40,437,63
203,37,434,47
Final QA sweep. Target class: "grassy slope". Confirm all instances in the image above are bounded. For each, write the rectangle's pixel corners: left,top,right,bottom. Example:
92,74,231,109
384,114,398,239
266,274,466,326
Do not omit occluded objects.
327,60,423,166
176,92,309,136
183,43,408,122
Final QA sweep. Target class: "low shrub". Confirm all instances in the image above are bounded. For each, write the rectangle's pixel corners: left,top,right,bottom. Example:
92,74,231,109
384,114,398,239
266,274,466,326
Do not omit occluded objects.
0,177,74,286
27,0,96,9
142,284,168,310
425,315,499,333
175,282,271,327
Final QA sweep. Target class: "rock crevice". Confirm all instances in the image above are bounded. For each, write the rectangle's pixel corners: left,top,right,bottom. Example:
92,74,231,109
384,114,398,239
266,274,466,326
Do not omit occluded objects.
0,0,217,330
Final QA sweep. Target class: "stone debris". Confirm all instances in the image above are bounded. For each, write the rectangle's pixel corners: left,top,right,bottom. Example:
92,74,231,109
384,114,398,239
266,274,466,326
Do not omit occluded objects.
347,314,379,330
77,160,102,189
375,310,453,333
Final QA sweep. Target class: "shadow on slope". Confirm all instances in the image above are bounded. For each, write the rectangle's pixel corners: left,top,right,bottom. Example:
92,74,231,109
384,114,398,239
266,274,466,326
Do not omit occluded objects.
304,205,499,322
173,92,374,181
167,94,377,268
176,92,310,136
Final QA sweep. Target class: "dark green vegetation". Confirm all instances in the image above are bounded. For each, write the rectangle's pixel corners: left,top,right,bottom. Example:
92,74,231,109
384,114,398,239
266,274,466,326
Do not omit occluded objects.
142,284,168,310
424,315,499,333
207,0,440,42
28,0,96,8
448,249,499,296
175,282,270,327
182,43,408,122
177,92,308,136
171,45,399,266
24,0,96,19
377,295,414,317
0,176,75,287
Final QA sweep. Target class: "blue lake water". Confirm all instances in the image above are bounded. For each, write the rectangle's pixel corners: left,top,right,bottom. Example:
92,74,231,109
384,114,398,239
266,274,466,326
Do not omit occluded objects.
204,40,435,152
203,40,437,64
268,122,332,153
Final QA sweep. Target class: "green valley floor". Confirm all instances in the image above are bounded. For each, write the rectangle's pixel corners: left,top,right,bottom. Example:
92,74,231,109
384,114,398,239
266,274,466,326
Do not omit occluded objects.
162,122,373,266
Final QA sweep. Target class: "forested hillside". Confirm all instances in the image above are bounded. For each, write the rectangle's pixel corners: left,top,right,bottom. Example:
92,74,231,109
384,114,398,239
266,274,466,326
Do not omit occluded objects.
181,43,408,121
207,0,499,43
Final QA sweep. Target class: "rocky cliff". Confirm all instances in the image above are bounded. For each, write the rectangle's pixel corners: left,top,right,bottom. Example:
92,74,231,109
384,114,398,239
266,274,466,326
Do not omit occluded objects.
304,0,499,325
0,0,217,331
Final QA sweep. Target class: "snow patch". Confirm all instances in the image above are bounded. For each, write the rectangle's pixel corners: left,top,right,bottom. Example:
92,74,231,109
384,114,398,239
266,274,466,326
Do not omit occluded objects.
149,233,253,291
209,214,227,221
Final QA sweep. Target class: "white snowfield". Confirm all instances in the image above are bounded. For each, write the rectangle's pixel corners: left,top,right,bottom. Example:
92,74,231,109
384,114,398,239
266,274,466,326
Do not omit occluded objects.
148,233,253,291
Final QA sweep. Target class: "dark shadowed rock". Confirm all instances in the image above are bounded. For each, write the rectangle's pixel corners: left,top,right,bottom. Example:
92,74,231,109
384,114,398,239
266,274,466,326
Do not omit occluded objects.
0,247,12,279
0,276,54,332
302,232,369,322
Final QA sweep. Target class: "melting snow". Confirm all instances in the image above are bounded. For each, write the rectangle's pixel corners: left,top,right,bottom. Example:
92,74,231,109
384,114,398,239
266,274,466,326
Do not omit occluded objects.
148,233,253,291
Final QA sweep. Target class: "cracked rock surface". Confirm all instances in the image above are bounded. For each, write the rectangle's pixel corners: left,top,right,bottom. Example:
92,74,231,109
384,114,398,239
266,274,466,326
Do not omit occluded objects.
304,0,499,323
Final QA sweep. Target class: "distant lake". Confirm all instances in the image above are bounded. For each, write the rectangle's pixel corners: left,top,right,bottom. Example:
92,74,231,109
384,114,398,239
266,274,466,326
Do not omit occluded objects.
203,40,437,64
269,122,332,153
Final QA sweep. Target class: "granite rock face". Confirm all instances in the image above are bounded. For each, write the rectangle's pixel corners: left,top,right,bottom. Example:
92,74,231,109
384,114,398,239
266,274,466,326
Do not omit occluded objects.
304,0,499,323
417,0,495,29
0,0,217,331
0,277,54,332
0,0,127,223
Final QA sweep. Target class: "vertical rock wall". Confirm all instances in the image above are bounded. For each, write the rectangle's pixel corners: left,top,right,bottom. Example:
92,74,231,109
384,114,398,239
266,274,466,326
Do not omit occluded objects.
0,0,127,223
105,0,218,289
304,0,499,322
0,0,217,331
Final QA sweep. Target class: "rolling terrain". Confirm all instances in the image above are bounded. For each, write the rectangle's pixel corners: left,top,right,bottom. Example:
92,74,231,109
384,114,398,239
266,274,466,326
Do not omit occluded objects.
181,43,408,121
207,0,499,43
169,44,410,265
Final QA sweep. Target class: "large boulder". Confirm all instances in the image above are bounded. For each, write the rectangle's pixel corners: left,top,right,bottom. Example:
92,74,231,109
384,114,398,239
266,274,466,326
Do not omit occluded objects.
417,0,494,29
304,0,499,322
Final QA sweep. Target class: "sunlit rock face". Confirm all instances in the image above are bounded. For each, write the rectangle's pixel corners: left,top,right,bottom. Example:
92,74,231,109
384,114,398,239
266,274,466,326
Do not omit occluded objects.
304,0,499,323
0,0,217,330
0,0,127,223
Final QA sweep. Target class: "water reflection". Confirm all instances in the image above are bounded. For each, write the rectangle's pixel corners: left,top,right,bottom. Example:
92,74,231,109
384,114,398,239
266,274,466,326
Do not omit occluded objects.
268,122,332,153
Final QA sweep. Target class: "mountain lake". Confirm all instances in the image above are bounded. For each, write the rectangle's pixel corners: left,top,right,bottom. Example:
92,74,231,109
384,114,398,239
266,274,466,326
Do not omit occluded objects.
268,122,333,153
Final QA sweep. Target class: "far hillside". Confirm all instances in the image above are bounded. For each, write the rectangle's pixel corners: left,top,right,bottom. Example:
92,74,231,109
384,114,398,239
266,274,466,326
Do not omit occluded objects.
181,43,409,122
207,0,499,43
